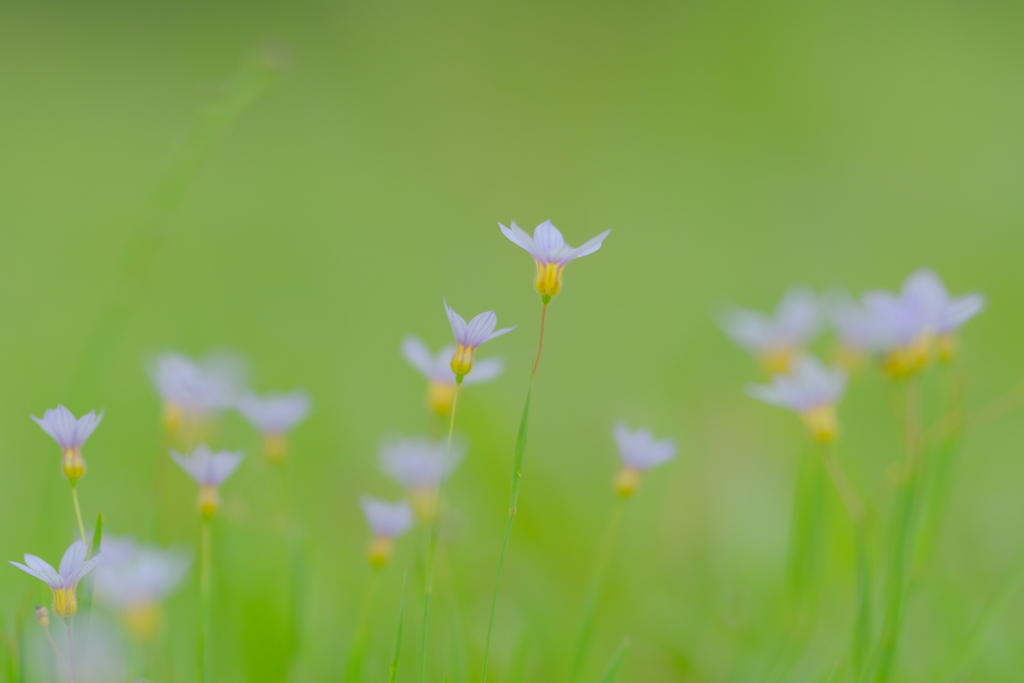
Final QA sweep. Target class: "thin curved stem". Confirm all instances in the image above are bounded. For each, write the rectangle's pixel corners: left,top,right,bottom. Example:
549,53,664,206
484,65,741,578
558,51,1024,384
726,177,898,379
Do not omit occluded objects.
344,569,383,683
199,518,213,683
70,486,87,545
65,622,77,683
418,382,461,683
44,624,73,682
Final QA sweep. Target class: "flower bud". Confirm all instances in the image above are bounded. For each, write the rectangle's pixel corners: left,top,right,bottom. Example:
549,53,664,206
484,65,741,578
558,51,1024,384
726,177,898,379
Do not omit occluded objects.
34,605,50,628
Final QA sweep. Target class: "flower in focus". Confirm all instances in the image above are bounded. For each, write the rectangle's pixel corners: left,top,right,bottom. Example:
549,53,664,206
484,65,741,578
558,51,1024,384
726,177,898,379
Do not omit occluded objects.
31,405,103,484
236,390,312,462
612,423,677,497
96,536,191,641
863,268,984,376
170,444,244,519
747,355,847,443
380,436,466,521
402,335,503,415
10,540,101,619
148,351,247,438
720,288,821,375
444,300,515,378
499,220,611,300
360,495,414,567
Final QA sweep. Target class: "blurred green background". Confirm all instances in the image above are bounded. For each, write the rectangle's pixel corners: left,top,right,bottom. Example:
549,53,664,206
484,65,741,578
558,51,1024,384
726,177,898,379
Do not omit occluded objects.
2,0,1024,681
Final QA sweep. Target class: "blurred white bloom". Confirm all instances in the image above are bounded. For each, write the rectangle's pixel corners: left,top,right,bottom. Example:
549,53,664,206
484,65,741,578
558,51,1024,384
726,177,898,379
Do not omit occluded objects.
360,496,414,567
747,356,847,443
612,424,677,497
31,405,103,483
402,335,503,415
444,301,515,378
380,436,466,520
10,540,100,618
825,294,884,371
499,220,611,299
236,390,312,462
170,444,244,519
148,351,247,435
96,536,190,641
719,288,821,374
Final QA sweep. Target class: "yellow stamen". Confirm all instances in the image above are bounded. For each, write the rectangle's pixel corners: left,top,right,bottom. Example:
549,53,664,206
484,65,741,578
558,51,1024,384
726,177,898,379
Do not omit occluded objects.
198,485,220,520
534,261,565,298
368,536,394,568
882,332,934,379
34,606,50,628
801,404,839,444
409,488,439,523
263,433,289,463
162,401,184,436
760,346,796,376
613,466,642,498
427,381,458,416
52,587,78,619
61,448,86,482
122,602,162,641
936,333,957,363
450,344,475,377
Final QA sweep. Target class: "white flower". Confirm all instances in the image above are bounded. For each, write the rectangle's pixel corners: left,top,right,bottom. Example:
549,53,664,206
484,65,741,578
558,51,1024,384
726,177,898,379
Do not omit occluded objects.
360,496,414,539
148,352,247,415
380,436,465,491
96,537,190,610
719,288,821,373
613,424,676,472
170,444,244,518
236,390,312,435
747,356,847,443
499,220,611,298
32,406,103,451
10,540,101,618
444,300,515,377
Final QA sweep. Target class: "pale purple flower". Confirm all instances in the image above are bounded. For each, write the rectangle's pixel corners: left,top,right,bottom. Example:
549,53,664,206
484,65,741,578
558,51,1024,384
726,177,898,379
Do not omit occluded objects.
32,406,103,451
719,287,822,355
170,444,244,488
96,537,190,609
380,436,466,490
827,294,885,353
10,540,100,617
613,424,676,472
360,496,414,539
746,356,847,413
499,220,611,267
401,335,503,387
444,300,515,377
148,352,247,413
236,390,312,435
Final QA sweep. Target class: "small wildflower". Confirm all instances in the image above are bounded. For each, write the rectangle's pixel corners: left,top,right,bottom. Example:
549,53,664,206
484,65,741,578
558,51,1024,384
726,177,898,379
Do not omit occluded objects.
402,335,503,415
499,220,611,301
148,352,246,436
612,424,677,497
720,288,821,375
10,540,101,619
360,496,414,568
380,436,466,521
747,356,847,443
444,300,515,378
31,406,103,484
236,390,312,462
96,537,190,640
826,294,883,372
170,444,244,519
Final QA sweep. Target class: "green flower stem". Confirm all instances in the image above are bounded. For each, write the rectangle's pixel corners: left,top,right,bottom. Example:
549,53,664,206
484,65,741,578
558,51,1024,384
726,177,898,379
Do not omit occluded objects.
70,485,87,545
344,568,383,683
389,571,409,683
569,496,626,682
596,637,630,683
198,517,213,683
480,302,548,683
419,382,461,683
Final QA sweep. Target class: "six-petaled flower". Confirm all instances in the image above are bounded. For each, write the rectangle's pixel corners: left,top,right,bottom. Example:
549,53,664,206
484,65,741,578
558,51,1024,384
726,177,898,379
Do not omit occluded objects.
720,288,821,375
236,390,312,462
444,300,515,378
499,220,610,300
32,405,103,484
612,423,677,497
360,495,414,567
402,335,503,415
10,540,101,619
380,436,466,521
170,444,244,519
747,356,848,443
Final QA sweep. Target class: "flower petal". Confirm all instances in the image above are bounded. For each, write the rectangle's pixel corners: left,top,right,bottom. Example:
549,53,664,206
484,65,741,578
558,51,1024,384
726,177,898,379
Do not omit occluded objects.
59,540,88,580
499,222,539,259
567,229,611,260
532,220,565,260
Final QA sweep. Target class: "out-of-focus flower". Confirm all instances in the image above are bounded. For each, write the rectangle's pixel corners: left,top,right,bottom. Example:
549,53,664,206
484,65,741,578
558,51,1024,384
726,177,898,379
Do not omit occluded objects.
360,496,414,567
96,537,190,640
401,335,503,415
31,406,103,484
612,424,677,497
499,220,611,300
170,444,244,519
380,436,466,521
747,356,847,443
863,269,984,375
148,352,247,437
10,540,101,619
236,390,312,462
826,294,883,372
444,301,515,378
719,288,821,375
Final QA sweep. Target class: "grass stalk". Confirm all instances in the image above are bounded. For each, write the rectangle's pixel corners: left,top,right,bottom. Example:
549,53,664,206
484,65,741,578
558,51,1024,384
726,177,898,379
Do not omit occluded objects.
70,486,87,545
419,382,461,683
480,302,548,683
343,568,384,683
569,496,626,682
596,637,630,683
198,517,213,683
65,622,77,683
389,571,410,683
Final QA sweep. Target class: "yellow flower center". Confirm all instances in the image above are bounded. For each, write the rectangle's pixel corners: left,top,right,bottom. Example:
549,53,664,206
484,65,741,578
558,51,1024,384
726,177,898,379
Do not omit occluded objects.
61,448,86,483
198,485,220,520
427,381,458,416
263,433,289,463
409,488,439,523
835,343,865,374
614,466,642,498
368,536,394,568
52,587,78,619
936,333,957,363
450,344,475,377
534,261,565,297
882,332,933,379
162,401,185,436
122,602,162,641
801,404,839,444
760,346,797,376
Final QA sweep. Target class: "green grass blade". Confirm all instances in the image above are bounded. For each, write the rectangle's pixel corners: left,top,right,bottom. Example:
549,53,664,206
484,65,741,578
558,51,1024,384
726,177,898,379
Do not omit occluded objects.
79,510,104,625
389,571,410,683
508,631,531,683
596,637,630,683
852,523,873,680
